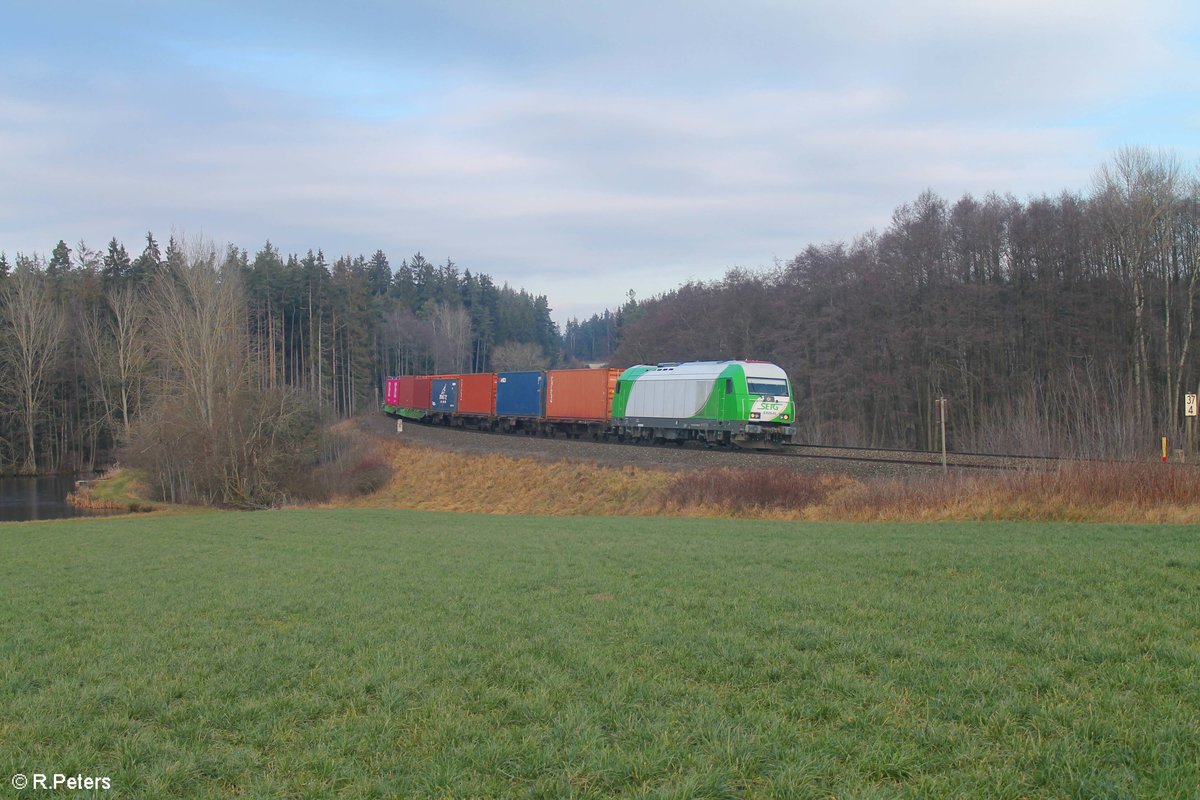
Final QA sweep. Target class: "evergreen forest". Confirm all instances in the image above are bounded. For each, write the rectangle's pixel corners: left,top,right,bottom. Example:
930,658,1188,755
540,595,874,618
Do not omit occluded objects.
0,237,557,481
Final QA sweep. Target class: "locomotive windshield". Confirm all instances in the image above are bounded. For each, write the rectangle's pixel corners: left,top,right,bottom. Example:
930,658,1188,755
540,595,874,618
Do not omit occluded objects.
746,379,789,397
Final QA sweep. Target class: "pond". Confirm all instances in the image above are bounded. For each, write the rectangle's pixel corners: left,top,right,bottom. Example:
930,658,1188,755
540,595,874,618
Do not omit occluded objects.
0,475,114,522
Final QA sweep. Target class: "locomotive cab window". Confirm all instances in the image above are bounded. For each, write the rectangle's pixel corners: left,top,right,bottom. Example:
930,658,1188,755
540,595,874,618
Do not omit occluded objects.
747,380,789,397
724,378,733,394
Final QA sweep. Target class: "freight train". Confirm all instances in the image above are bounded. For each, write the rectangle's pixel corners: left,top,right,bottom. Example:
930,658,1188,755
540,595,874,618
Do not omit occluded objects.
383,360,797,448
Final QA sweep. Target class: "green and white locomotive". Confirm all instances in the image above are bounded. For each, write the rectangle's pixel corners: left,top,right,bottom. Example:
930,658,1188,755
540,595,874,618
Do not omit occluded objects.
611,360,796,448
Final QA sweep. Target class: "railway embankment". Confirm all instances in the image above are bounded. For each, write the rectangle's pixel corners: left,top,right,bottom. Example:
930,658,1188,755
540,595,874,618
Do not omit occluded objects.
70,416,1200,523
352,417,1200,523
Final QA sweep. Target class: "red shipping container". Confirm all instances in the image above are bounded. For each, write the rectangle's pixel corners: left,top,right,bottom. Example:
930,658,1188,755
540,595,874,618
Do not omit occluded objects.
458,373,497,415
545,368,621,421
385,378,399,406
408,376,432,410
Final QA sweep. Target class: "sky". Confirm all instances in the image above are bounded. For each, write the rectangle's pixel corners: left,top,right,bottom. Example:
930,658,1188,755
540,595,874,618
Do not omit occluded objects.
3,1,1199,323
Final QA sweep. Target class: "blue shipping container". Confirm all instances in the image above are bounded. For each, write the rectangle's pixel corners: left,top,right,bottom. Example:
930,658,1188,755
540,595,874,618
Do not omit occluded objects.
430,378,459,412
496,371,545,418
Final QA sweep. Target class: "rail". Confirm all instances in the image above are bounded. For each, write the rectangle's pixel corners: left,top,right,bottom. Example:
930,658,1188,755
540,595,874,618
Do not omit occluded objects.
778,443,1064,471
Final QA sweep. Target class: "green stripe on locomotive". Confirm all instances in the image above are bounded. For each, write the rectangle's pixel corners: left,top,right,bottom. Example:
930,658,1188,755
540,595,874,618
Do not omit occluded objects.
610,365,654,417
612,361,795,425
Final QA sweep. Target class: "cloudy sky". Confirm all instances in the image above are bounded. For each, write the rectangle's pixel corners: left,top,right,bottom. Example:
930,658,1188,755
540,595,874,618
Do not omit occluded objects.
3,1,1199,322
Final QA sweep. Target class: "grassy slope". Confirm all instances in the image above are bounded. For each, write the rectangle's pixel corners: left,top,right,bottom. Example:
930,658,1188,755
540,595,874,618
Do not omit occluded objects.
1,511,1197,798
347,445,673,516
351,434,1200,523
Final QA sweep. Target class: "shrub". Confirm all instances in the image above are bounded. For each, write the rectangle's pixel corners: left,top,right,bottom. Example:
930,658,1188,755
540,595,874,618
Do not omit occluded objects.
290,423,393,502
662,467,844,513
124,386,323,507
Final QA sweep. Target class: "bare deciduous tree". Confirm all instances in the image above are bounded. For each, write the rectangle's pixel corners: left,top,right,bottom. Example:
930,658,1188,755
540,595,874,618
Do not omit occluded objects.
125,237,322,506
0,264,66,473
490,341,548,371
1092,146,1182,420
82,284,151,439
148,238,252,429
431,302,472,373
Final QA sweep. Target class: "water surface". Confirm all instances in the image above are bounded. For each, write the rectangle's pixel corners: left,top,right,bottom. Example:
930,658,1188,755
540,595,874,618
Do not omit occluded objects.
0,476,112,522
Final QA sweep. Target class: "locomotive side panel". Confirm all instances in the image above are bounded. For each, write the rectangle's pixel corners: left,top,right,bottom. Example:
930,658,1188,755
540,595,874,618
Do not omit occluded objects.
621,362,742,421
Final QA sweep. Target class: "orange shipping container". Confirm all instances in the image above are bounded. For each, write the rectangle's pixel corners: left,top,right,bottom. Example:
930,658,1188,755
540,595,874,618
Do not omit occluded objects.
545,368,621,421
458,373,497,415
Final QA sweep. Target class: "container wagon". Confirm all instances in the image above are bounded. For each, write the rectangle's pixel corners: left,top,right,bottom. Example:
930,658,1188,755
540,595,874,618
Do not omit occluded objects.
495,371,546,431
383,375,429,419
545,368,621,438
457,373,497,419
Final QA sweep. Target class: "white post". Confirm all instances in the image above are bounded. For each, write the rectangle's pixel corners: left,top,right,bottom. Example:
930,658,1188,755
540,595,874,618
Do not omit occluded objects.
939,398,947,473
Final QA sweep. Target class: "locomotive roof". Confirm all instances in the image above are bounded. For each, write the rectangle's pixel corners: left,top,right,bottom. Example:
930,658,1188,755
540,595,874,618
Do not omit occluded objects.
625,360,788,380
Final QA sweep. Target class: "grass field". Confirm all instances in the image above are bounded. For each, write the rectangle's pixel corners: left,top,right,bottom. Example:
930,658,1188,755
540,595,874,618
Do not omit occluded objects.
1,511,1197,798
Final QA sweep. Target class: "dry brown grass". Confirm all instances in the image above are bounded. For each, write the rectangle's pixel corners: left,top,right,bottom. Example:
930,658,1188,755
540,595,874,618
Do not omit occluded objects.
337,424,1200,523
660,467,852,519
344,440,674,516
826,462,1200,523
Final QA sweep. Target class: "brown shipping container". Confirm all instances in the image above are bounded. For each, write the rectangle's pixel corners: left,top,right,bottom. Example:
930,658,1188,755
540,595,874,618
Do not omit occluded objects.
545,368,621,421
411,376,433,410
458,373,497,415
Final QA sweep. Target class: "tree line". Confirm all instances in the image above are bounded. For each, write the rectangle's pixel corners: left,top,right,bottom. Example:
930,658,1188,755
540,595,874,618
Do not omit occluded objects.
0,235,559,479
600,148,1200,457
6,146,1194,480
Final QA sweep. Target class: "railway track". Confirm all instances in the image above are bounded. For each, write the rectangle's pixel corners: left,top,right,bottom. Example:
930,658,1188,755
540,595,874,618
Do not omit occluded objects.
384,414,1197,476
777,442,1061,471
389,414,1074,473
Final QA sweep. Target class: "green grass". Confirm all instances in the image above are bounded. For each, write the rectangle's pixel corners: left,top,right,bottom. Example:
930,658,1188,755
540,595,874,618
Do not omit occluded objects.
1,512,1197,799
71,468,159,513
